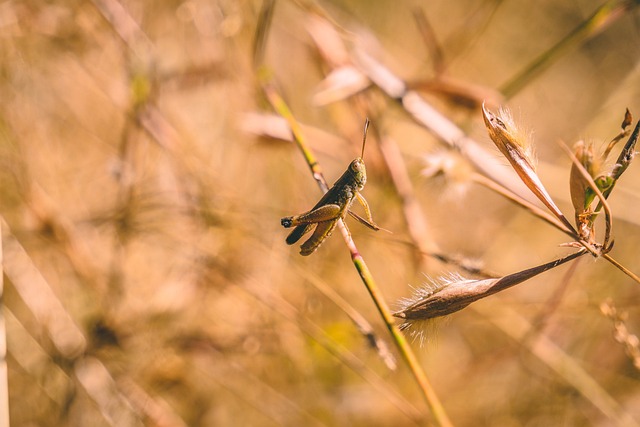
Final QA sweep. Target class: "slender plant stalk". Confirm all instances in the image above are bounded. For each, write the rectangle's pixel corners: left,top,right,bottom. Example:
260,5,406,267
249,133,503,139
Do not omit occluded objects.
602,254,640,284
471,173,575,238
259,75,453,427
478,303,639,426
376,132,440,270
350,253,452,426
524,255,583,341
0,222,9,427
292,263,397,371
500,0,635,98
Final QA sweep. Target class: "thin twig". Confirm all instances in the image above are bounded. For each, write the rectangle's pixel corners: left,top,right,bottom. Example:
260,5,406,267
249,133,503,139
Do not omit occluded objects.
525,256,582,341
471,172,575,238
412,8,445,75
602,254,640,284
597,118,640,208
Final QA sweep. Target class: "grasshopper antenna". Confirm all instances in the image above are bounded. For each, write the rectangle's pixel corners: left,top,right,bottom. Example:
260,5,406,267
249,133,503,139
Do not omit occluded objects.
361,117,370,159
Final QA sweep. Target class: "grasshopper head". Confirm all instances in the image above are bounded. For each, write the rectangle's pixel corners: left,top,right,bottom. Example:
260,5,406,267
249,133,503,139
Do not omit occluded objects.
349,158,367,189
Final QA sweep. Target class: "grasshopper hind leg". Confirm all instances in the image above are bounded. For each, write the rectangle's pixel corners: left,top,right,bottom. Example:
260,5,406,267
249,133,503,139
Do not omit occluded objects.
285,224,313,245
282,204,342,248
281,204,341,228
299,220,338,256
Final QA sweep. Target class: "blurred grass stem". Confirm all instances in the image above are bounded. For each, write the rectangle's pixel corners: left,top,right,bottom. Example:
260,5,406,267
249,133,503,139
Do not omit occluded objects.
471,173,575,238
602,254,640,283
0,223,9,427
478,304,640,425
500,0,636,98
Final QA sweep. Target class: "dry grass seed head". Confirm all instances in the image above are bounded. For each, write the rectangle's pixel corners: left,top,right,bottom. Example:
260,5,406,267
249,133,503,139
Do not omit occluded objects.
600,299,640,371
482,104,537,171
483,103,578,235
396,273,471,344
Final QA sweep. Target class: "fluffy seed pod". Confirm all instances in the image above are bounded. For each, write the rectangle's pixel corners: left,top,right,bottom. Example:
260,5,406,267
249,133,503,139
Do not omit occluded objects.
483,104,576,234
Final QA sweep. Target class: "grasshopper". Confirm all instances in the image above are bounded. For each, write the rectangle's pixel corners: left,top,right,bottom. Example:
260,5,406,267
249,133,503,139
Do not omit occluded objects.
281,119,383,256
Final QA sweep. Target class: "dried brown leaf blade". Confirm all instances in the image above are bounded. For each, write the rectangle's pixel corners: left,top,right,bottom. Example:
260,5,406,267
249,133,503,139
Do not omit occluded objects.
569,141,599,241
569,141,595,213
482,104,577,235
558,140,615,254
602,109,633,162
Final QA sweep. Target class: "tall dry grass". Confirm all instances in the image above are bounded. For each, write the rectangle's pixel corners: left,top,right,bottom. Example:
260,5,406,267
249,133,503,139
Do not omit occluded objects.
1,0,640,426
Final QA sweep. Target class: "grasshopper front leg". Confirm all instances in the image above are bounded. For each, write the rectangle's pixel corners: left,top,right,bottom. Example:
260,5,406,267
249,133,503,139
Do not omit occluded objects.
348,193,382,231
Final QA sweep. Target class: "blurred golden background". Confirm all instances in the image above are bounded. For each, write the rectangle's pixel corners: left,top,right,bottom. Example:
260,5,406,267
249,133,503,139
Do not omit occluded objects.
1,0,640,426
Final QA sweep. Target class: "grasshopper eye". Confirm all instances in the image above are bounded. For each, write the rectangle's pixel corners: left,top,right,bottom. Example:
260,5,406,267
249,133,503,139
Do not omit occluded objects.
350,159,365,173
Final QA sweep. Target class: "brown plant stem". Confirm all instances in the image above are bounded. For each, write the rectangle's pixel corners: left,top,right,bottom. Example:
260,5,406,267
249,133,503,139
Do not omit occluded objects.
602,254,640,284
477,304,639,426
471,173,575,238
500,0,637,98
376,132,440,270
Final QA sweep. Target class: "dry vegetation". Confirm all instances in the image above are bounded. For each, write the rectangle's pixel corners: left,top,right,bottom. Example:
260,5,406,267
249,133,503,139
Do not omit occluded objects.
1,0,640,426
